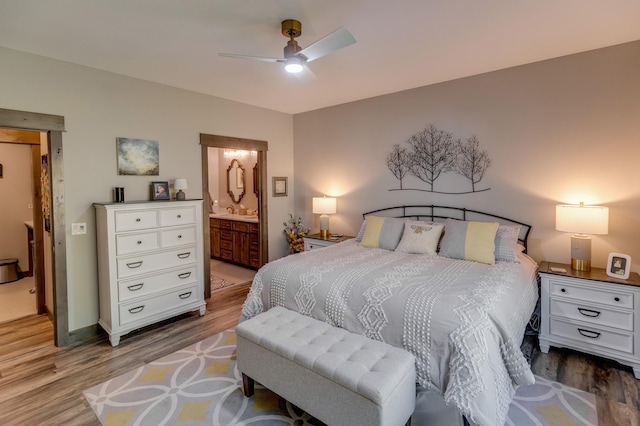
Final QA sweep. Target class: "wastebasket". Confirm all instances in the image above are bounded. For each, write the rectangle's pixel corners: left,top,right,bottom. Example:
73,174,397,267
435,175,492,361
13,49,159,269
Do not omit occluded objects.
0,258,19,284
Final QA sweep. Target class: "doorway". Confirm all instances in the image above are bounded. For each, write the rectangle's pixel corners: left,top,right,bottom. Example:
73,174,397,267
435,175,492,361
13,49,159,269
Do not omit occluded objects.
199,134,268,296
0,107,69,346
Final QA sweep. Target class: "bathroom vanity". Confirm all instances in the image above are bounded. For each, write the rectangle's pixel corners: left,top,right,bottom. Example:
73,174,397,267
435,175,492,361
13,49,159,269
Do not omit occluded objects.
210,213,260,269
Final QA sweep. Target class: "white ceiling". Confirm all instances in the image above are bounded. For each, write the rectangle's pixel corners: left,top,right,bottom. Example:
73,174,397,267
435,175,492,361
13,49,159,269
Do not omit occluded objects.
1,1,640,114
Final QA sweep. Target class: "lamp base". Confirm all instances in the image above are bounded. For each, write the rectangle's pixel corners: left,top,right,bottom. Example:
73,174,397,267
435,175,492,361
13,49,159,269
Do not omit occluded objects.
570,234,592,271
320,229,330,239
176,190,186,201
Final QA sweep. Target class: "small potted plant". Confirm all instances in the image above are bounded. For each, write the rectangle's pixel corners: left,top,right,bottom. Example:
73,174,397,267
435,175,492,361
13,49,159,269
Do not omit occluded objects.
283,214,309,254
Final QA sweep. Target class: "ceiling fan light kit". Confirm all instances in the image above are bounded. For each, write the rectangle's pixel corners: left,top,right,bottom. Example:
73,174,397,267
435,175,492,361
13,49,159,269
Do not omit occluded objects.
219,19,356,75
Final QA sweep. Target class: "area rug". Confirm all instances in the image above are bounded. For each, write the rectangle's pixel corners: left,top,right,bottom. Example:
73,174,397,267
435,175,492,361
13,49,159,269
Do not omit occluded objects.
84,329,597,426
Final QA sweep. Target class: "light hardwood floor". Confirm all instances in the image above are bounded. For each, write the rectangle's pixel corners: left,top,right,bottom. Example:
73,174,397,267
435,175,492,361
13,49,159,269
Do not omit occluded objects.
0,283,638,425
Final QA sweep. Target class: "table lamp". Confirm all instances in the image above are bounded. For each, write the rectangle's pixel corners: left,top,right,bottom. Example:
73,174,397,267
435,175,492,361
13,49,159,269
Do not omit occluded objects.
174,178,188,201
312,196,337,239
556,202,609,271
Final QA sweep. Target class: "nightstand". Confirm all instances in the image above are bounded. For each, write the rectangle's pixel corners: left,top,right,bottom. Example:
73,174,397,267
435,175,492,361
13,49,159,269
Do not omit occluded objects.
303,233,353,251
538,261,640,378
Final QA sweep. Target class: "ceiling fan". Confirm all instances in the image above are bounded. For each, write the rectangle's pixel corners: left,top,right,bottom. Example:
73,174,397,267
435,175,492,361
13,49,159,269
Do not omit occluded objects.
219,19,356,74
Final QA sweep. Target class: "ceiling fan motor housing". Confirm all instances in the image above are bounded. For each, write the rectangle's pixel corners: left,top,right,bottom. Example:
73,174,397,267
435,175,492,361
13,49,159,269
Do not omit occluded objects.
282,20,302,58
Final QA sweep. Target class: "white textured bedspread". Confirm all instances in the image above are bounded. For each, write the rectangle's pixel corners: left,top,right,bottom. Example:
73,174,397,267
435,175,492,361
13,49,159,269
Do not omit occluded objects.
240,240,538,426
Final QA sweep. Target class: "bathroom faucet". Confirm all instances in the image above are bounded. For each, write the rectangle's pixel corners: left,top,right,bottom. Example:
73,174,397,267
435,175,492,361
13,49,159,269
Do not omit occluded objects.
226,205,235,214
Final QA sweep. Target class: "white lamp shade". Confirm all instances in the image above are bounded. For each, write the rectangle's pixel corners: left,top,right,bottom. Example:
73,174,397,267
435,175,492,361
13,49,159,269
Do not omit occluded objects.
556,204,608,235
312,197,337,215
174,179,188,190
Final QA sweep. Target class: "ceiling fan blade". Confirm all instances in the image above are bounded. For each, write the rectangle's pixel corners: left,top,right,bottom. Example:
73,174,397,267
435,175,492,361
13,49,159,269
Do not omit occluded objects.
294,65,318,83
297,27,356,62
218,53,283,63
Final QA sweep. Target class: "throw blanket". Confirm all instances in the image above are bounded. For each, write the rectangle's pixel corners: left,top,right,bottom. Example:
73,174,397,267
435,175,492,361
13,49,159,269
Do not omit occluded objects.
241,240,538,426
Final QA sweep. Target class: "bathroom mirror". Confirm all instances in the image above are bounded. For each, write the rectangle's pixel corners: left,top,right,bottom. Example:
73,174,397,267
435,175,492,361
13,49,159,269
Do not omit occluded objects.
227,158,246,204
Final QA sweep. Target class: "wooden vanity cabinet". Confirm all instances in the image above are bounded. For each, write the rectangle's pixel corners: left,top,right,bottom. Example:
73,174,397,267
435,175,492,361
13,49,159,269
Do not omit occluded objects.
210,218,259,269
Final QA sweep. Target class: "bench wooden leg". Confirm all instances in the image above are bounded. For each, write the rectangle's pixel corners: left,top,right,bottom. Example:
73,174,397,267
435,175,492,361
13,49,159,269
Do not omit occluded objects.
242,373,254,397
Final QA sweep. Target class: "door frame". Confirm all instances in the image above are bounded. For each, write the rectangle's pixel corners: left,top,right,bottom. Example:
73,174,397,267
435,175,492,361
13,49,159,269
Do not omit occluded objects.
200,134,268,295
0,107,69,346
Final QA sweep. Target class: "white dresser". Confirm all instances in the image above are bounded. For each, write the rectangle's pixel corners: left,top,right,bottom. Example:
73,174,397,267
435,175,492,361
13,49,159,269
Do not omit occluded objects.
539,261,640,378
95,200,206,346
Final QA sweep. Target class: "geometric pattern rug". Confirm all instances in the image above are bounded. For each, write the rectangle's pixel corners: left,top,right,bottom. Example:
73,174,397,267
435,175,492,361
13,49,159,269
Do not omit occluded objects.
83,329,597,426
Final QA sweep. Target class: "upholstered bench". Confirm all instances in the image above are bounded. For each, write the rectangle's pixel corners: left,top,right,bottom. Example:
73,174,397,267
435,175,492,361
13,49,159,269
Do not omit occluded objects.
236,306,416,426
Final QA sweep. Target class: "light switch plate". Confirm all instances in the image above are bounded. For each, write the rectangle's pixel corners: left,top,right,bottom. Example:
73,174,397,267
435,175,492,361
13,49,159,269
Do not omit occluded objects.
72,222,87,235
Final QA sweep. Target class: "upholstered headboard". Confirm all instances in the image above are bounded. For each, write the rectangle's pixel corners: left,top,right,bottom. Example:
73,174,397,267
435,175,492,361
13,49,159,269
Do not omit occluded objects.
362,205,532,252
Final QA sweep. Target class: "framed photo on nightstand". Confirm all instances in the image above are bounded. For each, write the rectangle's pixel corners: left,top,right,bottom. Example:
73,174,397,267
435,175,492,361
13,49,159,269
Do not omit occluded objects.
606,252,631,280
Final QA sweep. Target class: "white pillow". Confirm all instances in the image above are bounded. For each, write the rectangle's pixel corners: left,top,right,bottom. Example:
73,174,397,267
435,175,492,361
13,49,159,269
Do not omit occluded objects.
395,221,444,254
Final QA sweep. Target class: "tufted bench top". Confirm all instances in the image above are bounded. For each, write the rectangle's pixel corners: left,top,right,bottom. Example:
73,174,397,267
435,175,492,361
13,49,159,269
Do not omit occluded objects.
237,306,416,405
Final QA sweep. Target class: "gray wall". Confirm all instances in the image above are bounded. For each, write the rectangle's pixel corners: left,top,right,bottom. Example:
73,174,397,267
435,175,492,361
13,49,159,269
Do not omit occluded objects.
293,41,640,272
1,46,295,331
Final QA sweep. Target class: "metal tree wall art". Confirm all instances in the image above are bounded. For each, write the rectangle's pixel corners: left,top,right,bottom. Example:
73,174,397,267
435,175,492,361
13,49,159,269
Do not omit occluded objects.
386,124,491,194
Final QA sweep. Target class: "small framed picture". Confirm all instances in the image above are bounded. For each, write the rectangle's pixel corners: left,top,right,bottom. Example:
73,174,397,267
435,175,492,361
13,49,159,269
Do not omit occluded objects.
273,176,287,197
606,252,631,280
151,181,170,201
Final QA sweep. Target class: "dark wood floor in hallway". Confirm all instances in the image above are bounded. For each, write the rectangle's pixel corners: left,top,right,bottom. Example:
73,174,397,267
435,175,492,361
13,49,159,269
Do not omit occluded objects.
0,281,638,425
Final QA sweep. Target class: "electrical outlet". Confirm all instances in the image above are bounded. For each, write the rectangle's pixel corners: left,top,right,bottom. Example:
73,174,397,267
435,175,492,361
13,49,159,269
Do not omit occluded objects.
71,222,87,235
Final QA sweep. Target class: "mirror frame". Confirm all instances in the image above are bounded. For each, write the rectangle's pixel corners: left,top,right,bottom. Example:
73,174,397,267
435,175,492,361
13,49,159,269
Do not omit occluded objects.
226,158,246,204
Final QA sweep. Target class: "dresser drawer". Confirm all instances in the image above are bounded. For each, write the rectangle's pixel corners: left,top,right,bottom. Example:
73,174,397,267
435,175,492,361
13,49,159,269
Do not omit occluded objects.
549,279,633,309
119,285,198,326
549,298,633,331
118,266,197,302
161,226,197,248
115,210,159,232
549,317,633,354
160,206,196,227
116,231,160,255
117,247,197,279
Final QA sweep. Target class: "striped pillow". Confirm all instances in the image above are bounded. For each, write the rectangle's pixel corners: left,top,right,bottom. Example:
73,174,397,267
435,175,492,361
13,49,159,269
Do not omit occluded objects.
439,219,499,265
359,216,405,250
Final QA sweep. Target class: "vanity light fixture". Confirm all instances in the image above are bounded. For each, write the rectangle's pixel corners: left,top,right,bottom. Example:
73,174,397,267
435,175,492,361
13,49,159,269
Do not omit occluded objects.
174,178,188,201
556,202,609,271
312,196,337,239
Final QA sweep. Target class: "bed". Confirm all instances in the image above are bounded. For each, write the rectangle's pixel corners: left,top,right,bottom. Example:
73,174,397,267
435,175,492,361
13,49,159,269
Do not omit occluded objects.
240,205,539,426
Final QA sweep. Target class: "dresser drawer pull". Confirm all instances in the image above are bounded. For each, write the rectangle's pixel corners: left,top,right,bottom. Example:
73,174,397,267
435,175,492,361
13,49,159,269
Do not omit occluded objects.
136,218,141,222
178,235,182,239
127,283,144,291
128,305,145,314
560,288,566,293
178,292,192,299
614,297,620,302
126,261,143,269
177,214,182,218
577,308,601,318
178,272,191,279
177,252,191,259
577,328,601,339
137,240,142,245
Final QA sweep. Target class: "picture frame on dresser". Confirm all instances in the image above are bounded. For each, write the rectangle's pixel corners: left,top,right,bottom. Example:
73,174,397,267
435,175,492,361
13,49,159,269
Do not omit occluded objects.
151,181,170,200
606,252,631,280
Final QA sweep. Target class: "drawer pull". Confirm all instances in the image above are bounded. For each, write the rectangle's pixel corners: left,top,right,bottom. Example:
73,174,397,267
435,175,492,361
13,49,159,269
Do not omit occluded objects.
177,214,182,218
614,297,620,302
126,261,143,269
137,240,142,245
136,218,141,222
178,235,182,239
577,308,601,318
179,292,192,299
127,283,144,291
177,252,191,259
178,272,191,279
128,305,145,314
560,288,566,293
577,328,601,339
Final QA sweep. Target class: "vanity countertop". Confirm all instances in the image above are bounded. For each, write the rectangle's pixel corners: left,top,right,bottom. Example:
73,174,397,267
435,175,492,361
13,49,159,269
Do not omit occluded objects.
209,213,259,223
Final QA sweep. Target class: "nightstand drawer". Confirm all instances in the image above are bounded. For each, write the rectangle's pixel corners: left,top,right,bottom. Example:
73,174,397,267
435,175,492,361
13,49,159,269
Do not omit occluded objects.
549,318,633,354
549,279,633,309
550,298,633,331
